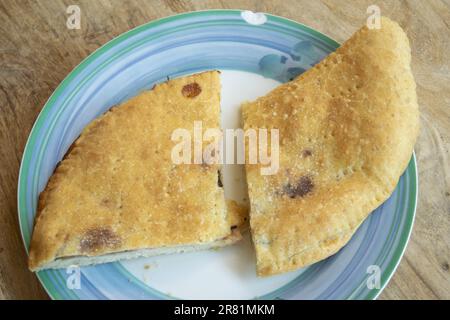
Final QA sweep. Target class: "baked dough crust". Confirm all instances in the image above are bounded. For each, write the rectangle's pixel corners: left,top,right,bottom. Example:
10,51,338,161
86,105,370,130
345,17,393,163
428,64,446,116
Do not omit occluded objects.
242,18,419,276
29,71,238,271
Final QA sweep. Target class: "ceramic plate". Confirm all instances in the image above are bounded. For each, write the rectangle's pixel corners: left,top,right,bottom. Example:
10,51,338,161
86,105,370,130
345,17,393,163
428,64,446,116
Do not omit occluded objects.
18,10,417,300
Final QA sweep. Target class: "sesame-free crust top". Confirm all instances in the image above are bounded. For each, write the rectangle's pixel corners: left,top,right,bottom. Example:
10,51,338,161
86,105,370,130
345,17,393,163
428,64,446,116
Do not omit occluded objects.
28,71,240,271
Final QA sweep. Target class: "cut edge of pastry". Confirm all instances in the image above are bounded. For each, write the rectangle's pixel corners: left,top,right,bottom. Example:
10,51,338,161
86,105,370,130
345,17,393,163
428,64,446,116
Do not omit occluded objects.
30,228,241,271
226,199,250,232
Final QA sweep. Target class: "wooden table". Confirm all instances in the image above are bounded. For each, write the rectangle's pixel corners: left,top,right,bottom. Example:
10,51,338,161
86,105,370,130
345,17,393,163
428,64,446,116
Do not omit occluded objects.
0,0,448,300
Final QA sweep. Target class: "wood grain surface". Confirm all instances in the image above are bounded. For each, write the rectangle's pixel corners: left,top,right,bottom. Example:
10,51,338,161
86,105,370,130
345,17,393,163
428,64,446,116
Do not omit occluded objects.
0,0,449,300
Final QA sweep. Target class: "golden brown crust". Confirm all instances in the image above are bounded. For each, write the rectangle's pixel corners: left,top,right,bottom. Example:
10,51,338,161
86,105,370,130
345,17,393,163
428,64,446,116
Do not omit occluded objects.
29,71,235,271
242,18,419,276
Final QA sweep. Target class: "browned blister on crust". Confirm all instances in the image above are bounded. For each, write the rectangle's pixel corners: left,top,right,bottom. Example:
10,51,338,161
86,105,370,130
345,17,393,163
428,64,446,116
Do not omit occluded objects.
242,18,419,276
